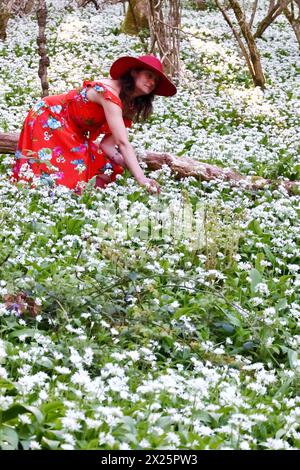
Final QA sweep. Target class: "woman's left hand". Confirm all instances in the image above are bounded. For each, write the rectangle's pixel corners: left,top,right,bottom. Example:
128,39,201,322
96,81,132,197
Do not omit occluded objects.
138,176,160,194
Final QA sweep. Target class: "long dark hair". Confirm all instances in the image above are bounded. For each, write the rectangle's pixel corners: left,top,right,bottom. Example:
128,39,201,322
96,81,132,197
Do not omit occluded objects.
119,69,155,123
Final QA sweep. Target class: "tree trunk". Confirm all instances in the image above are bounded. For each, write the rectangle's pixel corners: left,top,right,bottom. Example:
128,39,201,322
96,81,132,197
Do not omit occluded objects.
249,0,258,29
216,0,265,89
23,0,35,14
0,0,35,40
268,0,276,13
0,0,36,37
193,0,207,10
229,0,265,88
36,0,49,97
0,7,10,41
254,1,291,38
122,0,149,34
283,0,300,48
148,0,181,79
0,0,14,40
1,132,299,194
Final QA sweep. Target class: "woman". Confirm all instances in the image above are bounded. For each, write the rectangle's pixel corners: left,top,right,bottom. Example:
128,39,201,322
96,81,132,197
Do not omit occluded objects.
12,55,176,193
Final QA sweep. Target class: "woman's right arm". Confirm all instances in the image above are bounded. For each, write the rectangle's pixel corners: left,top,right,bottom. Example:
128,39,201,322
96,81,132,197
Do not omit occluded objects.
99,134,126,168
86,88,160,193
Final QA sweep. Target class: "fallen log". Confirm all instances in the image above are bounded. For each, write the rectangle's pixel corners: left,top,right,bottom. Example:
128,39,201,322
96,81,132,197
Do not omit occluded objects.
141,152,300,194
0,131,299,194
0,132,19,154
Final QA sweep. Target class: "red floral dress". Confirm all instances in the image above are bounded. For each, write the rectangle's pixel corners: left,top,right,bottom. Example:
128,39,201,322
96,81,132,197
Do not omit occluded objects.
12,81,132,191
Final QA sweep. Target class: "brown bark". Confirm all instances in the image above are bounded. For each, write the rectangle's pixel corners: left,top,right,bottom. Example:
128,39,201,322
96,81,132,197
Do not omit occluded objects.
23,0,35,14
228,0,265,88
254,1,291,38
122,0,149,35
283,1,300,48
141,152,300,194
193,0,207,10
0,7,10,41
249,0,258,29
216,0,265,88
0,132,19,153
36,0,49,97
215,0,256,84
268,0,276,13
1,132,299,194
148,0,181,79
0,0,14,40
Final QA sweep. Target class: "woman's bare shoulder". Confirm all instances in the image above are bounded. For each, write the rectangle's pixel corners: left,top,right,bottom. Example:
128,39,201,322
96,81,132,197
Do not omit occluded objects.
96,78,121,97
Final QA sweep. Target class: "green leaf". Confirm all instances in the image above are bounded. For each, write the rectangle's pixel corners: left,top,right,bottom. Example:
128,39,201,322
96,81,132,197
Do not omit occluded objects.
195,410,212,424
84,175,97,191
249,268,262,294
85,438,100,450
275,429,286,439
263,245,276,264
243,341,257,351
274,377,294,398
9,328,38,339
41,401,65,416
255,253,265,272
248,219,263,235
174,306,195,320
0,425,19,450
0,377,17,391
1,404,43,424
36,357,54,369
121,416,137,434
41,437,60,449
276,298,288,312
128,272,138,282
19,439,31,450
1,405,29,423
157,416,172,428
287,349,298,369
214,322,235,336
24,405,44,424
225,312,241,328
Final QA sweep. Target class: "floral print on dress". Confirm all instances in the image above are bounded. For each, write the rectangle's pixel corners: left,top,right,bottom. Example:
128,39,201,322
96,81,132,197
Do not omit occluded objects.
46,117,62,130
38,148,52,161
71,143,88,153
32,100,46,113
50,105,62,114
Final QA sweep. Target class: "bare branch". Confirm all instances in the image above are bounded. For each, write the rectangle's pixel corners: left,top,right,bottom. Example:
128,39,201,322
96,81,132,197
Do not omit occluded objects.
215,0,255,78
282,0,300,47
148,0,181,79
249,0,258,29
254,0,291,38
215,1,265,88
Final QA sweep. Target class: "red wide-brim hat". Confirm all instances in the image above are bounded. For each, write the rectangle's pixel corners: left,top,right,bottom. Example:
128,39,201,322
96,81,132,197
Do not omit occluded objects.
110,55,177,97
